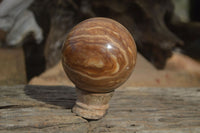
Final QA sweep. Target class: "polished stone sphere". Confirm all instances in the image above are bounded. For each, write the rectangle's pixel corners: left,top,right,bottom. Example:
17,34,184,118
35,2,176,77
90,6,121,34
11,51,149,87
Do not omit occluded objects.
62,17,137,93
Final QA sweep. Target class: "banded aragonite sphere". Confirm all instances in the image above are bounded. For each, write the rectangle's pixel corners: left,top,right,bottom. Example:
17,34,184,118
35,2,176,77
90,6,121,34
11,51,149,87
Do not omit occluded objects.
62,17,137,93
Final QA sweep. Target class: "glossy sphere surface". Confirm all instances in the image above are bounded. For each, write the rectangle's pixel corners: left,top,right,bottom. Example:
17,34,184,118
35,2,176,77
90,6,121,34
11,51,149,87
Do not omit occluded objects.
62,17,137,93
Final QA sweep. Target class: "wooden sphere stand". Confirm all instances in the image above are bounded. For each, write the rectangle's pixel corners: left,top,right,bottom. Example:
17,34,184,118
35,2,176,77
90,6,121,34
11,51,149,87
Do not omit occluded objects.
72,88,114,120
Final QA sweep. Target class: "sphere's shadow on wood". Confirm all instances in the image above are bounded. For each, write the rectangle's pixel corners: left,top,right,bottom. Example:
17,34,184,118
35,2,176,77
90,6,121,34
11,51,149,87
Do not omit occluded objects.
24,85,76,109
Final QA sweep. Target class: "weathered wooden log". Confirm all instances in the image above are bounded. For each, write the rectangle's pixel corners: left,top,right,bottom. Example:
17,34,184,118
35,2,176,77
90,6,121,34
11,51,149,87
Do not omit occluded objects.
4,0,199,75
30,0,186,69
167,21,200,60
1,85,200,132
89,0,184,69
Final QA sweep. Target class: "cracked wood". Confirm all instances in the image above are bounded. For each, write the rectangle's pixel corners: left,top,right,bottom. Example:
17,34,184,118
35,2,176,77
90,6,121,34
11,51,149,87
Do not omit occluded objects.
0,85,200,132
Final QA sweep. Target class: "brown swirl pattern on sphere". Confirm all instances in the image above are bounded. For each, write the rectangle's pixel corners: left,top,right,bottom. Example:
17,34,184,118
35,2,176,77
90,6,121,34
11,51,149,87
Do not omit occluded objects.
62,17,137,93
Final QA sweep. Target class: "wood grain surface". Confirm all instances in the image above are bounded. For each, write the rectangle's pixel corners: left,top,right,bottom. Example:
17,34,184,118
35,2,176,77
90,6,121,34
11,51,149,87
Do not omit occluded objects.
0,85,200,132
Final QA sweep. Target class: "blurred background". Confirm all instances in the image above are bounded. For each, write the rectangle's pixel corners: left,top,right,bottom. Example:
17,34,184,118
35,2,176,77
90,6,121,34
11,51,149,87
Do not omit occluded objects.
0,0,200,87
